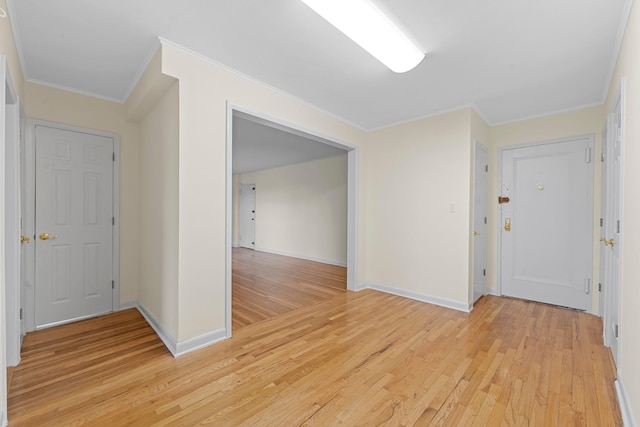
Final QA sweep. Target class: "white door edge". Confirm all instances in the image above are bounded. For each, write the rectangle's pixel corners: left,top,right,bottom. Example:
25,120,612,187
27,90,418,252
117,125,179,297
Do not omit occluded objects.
23,119,121,332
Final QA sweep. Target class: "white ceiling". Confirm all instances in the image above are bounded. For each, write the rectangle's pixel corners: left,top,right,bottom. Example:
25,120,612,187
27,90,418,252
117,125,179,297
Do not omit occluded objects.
7,0,630,129
5,0,630,173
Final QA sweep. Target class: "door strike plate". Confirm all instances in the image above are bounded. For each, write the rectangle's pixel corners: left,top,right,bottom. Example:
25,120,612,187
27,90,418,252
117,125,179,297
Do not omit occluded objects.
498,196,510,204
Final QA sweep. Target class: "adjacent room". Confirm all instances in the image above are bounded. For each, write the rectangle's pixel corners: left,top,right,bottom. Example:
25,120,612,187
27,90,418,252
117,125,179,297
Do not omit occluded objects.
1,0,639,425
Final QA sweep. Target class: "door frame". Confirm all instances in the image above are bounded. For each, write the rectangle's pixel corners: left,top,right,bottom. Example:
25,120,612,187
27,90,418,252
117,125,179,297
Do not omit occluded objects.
472,140,488,304
497,134,595,313
23,119,121,331
226,102,360,337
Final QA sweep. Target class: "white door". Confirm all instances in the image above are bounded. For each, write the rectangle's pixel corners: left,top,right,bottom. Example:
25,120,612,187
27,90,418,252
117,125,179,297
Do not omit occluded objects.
598,122,607,318
603,97,622,363
473,142,488,302
239,184,256,249
35,126,114,328
500,137,593,310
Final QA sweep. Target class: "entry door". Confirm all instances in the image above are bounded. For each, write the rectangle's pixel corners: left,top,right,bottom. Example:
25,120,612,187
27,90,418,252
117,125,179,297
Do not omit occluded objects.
500,137,593,310
35,126,114,328
239,184,255,249
473,142,488,302
603,98,622,363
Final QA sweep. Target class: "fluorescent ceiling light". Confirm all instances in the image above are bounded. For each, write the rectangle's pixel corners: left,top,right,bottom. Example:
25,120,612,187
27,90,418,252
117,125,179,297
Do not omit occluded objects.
300,0,425,73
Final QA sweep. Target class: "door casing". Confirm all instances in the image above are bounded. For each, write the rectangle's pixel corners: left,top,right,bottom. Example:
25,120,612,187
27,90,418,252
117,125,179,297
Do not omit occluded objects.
23,119,121,332
497,134,595,313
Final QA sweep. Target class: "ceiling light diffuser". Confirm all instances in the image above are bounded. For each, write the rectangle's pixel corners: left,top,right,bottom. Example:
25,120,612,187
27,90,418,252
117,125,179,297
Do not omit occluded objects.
299,0,425,73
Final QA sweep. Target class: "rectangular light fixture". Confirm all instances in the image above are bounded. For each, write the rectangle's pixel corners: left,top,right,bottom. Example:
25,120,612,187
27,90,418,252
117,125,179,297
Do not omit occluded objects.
299,0,425,73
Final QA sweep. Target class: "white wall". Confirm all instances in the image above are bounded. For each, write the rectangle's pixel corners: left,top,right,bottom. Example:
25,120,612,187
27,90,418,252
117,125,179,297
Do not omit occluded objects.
604,1,640,423
365,108,472,310
137,81,179,340
238,154,348,266
160,42,367,343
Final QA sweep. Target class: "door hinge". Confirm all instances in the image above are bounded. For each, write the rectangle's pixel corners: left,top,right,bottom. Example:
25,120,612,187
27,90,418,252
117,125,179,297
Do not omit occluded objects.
483,269,486,277
485,165,488,172
113,152,115,162
600,218,603,227
112,217,115,226
614,324,619,338
584,278,591,294
617,220,621,234
19,308,23,320
601,152,605,162
585,147,592,163
484,217,487,224
112,280,115,289
598,282,602,292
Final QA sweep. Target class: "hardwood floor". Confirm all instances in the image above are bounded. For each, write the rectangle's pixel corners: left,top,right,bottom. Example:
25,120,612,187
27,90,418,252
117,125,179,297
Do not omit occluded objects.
232,248,347,329
7,253,621,426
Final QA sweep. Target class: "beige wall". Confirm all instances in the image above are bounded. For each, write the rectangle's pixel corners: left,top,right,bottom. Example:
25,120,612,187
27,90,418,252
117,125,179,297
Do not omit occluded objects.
604,1,640,421
487,106,605,313
238,155,348,265
365,109,472,308
137,81,179,340
160,43,367,342
23,82,141,304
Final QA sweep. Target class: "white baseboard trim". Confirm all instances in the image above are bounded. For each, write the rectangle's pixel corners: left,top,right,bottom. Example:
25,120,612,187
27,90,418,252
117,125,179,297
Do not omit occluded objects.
136,302,228,358
616,377,638,427
365,282,472,313
353,282,368,291
136,302,179,356
1,410,7,427
254,247,347,267
174,328,228,357
118,300,138,310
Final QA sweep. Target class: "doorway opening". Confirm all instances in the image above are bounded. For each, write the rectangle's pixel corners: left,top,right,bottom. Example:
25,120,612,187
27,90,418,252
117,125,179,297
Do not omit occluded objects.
226,105,359,335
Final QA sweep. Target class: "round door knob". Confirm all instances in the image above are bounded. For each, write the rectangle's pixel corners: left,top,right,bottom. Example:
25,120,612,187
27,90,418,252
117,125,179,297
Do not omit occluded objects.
39,233,59,240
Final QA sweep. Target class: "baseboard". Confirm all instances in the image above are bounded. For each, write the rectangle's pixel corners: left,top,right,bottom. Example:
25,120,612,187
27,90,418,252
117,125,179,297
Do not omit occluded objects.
254,247,347,267
365,283,472,313
136,302,228,358
616,377,638,427
174,328,228,357
136,302,179,356
1,410,7,427
485,287,501,296
118,300,138,310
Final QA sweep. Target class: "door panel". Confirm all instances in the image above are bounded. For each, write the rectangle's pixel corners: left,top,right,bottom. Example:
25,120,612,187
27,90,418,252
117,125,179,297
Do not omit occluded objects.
35,126,114,328
501,138,593,310
239,184,256,249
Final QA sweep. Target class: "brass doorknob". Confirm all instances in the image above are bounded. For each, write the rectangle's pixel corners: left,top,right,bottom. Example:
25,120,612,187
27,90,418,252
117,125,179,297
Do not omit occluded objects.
604,238,615,247
20,236,30,244
473,231,481,236
39,233,59,241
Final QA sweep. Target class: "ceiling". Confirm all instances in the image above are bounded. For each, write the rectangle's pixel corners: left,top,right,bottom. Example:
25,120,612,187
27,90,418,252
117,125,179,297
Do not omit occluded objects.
4,0,630,172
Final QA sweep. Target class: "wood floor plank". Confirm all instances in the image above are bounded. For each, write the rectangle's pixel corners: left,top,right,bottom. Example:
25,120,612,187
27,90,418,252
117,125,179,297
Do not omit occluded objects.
7,251,622,426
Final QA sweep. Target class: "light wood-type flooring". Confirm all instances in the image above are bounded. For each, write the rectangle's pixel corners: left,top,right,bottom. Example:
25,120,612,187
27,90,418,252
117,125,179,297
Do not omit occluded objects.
7,251,621,426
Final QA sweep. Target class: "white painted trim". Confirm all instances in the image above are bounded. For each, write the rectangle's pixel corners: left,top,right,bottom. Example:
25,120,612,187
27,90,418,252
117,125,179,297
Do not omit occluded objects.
254,247,347,267
136,302,178,356
0,53,9,427
616,378,638,427
0,410,6,427
489,101,604,127
225,104,234,339
601,0,635,104
23,119,122,330
163,38,366,131
365,283,472,313
23,77,124,104
136,302,228,358
174,329,228,358
118,300,138,311
226,102,360,334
